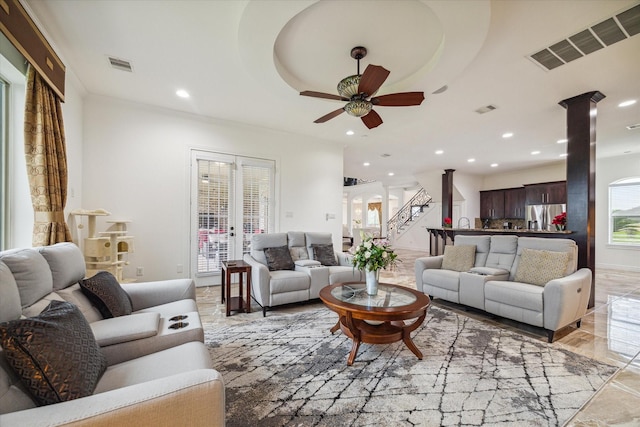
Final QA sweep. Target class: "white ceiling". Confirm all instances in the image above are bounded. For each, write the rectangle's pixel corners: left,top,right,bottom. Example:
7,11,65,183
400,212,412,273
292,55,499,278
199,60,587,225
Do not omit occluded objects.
24,0,640,186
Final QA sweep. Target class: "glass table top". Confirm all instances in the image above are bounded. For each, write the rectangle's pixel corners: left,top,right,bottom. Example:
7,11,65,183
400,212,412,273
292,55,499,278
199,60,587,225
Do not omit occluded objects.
330,283,417,308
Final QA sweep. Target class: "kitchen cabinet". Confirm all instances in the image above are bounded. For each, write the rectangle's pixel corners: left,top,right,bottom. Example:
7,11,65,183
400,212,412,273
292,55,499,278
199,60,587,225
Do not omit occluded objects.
480,190,505,219
525,181,566,205
503,187,526,219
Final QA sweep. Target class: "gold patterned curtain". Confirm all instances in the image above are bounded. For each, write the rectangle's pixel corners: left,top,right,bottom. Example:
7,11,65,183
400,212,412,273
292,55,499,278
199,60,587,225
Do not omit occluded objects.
23,65,71,246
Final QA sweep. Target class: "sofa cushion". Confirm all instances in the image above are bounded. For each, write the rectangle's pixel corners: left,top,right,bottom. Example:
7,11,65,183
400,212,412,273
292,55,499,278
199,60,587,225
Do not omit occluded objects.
514,237,577,276
0,249,53,309
37,243,86,291
441,245,476,272
485,236,518,271
57,283,104,323
305,232,333,259
250,233,288,266
422,269,461,292
514,248,570,287
311,244,338,266
80,271,133,318
264,246,295,271
454,236,490,266
268,270,310,294
0,300,107,406
0,261,22,323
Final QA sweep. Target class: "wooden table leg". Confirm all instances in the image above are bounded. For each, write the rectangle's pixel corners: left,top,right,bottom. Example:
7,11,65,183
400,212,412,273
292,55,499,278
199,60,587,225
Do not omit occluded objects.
245,269,251,313
225,269,231,317
347,339,361,366
330,319,341,334
221,266,226,303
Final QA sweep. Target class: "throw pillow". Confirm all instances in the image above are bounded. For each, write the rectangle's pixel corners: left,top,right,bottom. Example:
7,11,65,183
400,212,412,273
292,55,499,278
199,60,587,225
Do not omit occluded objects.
264,246,295,271
441,245,476,272
311,244,338,266
79,271,133,318
0,300,107,406
514,248,570,286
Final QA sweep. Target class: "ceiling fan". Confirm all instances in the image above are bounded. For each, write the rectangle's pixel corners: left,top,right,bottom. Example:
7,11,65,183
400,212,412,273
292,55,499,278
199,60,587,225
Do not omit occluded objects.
300,46,425,129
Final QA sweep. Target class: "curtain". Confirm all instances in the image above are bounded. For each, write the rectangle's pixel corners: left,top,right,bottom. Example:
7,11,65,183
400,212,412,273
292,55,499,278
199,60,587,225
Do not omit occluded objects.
23,65,72,246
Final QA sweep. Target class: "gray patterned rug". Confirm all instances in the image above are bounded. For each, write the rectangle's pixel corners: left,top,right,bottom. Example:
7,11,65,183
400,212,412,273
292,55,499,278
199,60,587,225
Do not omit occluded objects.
205,306,617,427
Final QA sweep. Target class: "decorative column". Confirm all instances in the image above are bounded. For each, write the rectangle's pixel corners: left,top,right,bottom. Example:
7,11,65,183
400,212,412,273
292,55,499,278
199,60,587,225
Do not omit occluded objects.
559,91,605,309
442,169,454,225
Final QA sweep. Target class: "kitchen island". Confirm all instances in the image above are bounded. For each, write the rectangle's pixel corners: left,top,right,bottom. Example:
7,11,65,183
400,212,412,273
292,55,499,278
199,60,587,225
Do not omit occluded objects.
426,227,574,256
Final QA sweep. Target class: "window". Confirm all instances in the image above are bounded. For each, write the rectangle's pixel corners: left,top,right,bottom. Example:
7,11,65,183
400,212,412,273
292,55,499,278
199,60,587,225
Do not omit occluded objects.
609,177,640,246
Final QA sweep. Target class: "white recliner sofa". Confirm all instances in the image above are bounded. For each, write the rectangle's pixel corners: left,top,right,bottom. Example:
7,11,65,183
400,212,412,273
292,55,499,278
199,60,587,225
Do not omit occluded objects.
415,235,592,342
243,232,363,315
0,242,224,426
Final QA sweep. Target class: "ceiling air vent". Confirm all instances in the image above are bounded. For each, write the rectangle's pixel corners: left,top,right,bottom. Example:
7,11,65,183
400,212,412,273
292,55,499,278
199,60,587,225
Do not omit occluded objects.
475,105,497,114
627,123,640,130
108,56,133,72
529,3,639,71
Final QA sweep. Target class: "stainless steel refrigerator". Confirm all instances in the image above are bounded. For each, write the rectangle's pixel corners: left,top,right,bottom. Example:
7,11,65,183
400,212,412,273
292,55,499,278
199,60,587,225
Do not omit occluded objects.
526,204,566,231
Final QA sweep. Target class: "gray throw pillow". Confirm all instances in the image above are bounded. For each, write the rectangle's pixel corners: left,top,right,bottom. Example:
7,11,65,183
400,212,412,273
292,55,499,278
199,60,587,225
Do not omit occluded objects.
0,300,107,406
311,244,337,266
80,271,132,318
264,246,295,271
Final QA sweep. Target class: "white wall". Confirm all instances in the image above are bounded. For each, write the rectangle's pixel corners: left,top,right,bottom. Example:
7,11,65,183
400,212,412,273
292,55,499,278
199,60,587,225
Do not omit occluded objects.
81,95,344,282
482,162,566,190
596,153,640,272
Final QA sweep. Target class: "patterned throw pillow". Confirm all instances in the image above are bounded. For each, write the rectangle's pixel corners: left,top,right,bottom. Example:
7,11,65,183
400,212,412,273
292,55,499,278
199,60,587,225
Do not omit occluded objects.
0,300,107,406
514,248,570,286
79,271,133,318
441,245,476,272
264,246,295,271
311,244,338,266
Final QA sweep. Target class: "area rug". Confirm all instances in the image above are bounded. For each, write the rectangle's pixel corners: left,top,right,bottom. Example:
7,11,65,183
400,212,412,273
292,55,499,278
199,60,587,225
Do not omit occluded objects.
205,306,617,427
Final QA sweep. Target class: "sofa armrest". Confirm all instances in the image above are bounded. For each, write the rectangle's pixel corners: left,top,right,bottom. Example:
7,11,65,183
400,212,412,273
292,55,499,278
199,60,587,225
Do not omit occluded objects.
0,369,225,427
336,252,354,267
543,268,592,331
243,253,271,307
121,279,195,311
91,312,160,347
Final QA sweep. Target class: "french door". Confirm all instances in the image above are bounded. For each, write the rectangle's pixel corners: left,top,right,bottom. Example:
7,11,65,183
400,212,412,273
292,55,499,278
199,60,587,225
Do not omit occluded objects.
191,150,275,278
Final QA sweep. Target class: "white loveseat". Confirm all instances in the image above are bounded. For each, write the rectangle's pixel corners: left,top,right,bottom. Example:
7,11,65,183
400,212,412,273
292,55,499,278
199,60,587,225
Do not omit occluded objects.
415,235,592,342
0,242,224,426
243,232,363,315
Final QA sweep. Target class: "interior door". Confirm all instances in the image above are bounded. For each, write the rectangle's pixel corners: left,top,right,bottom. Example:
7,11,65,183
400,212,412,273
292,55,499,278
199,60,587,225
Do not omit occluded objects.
191,150,274,281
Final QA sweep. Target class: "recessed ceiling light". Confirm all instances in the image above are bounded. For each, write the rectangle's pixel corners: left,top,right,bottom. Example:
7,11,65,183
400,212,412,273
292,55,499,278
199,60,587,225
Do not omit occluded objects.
388,172,394,176
346,130,355,136
490,163,498,167
176,89,190,98
560,153,568,157
363,162,370,166
531,150,541,155
557,139,567,144
618,99,637,107
435,150,444,155
502,132,514,138
467,158,475,163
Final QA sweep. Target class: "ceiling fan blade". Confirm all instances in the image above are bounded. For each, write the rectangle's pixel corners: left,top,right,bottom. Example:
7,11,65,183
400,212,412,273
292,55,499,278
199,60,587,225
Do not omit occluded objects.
314,108,345,123
301,91,348,101
371,92,425,107
357,65,390,97
361,110,383,129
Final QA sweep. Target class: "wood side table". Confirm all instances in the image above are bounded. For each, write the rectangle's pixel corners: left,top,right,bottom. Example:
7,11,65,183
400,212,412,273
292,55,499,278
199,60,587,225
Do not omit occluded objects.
221,260,251,316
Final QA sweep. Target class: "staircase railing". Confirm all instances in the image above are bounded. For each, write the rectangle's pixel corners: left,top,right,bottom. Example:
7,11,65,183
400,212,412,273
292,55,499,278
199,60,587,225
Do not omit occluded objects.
387,188,432,237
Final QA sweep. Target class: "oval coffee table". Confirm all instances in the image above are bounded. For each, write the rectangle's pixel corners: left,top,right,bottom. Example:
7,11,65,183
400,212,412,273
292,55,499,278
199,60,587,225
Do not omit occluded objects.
319,282,431,366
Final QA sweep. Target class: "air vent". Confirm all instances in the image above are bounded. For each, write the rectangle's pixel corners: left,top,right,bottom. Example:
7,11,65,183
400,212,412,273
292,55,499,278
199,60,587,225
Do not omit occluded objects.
475,105,497,114
529,3,639,71
380,153,391,158
627,123,640,130
108,56,133,72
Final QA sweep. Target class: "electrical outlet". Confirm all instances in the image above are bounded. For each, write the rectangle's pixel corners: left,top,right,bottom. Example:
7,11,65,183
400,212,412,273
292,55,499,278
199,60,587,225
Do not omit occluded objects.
136,267,144,276
177,264,183,274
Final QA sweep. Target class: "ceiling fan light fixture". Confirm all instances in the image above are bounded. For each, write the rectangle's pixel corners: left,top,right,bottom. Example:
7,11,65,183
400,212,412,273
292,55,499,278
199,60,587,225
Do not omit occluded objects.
344,100,372,117
337,75,361,98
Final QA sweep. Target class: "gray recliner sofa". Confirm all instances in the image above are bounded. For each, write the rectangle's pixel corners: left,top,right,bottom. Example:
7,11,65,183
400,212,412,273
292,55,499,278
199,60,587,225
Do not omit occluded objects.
0,242,224,426
243,231,363,315
415,235,592,342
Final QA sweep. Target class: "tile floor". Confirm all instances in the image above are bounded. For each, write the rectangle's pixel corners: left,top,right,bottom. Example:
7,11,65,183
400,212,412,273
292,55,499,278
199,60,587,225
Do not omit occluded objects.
196,249,640,425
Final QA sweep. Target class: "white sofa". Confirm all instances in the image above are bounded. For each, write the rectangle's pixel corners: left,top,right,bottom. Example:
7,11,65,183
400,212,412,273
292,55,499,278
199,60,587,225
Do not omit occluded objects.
415,235,592,342
243,232,363,315
0,242,224,426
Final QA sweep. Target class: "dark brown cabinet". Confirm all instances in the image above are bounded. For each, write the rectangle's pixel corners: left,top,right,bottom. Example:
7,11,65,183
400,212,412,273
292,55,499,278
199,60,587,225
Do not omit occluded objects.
503,187,526,219
525,181,566,205
480,190,505,219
